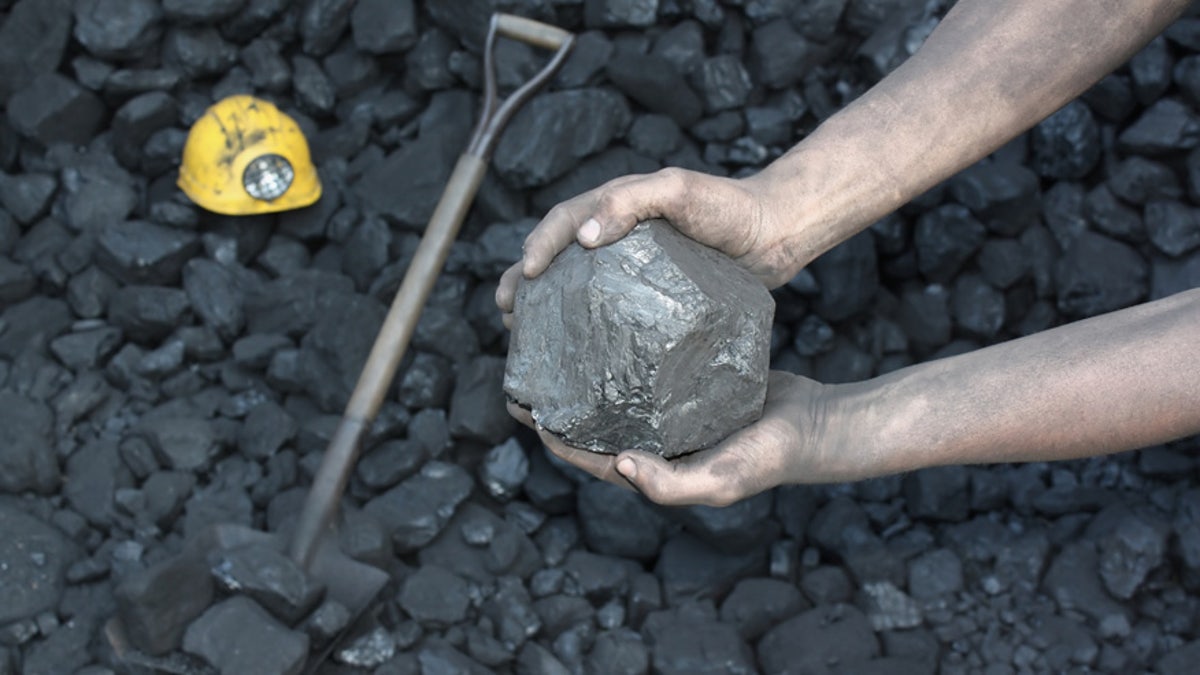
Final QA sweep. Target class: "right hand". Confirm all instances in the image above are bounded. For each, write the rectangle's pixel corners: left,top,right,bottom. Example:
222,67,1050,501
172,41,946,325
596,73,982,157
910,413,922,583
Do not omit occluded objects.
495,167,796,327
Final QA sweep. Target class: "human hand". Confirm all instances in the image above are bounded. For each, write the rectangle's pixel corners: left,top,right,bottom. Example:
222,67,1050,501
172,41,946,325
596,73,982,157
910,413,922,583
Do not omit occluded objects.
495,167,799,328
507,372,866,506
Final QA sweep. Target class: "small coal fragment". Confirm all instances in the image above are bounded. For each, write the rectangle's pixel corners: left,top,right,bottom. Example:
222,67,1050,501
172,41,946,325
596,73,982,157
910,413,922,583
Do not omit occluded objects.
1146,199,1200,257
914,204,987,282
64,438,132,528
0,504,79,625
1055,231,1148,318
351,0,416,54
949,160,1040,235
0,173,56,225
182,596,309,675
650,617,756,675
363,460,474,553
1095,509,1168,600
449,355,516,445
587,629,648,675
478,437,529,502
897,285,952,352
0,392,59,494
96,220,201,287
691,55,754,113
810,229,879,321
116,554,214,655
757,604,879,675
749,20,815,89
1118,98,1200,154
585,0,660,28
577,479,666,560
300,0,354,56
506,221,773,457
0,0,73,99
399,565,472,628
107,285,191,344
210,543,324,624
163,26,238,78
719,577,808,641
605,51,703,127
674,490,777,553
908,547,964,600
136,414,219,472
7,74,104,146
1031,100,1100,179
183,259,247,341
1042,542,1130,635
951,274,1005,337
655,533,767,605
1130,36,1172,104
162,0,246,23
494,89,632,189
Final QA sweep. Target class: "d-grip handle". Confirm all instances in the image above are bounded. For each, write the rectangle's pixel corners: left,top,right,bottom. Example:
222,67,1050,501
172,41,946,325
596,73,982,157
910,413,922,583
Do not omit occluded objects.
495,13,572,51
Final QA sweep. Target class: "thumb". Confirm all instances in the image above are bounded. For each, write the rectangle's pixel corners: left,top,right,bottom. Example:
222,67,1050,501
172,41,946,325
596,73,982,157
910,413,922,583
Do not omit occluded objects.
614,449,735,507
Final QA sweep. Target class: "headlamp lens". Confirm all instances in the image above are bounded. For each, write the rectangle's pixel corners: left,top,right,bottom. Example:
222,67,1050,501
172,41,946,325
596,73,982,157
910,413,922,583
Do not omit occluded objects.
243,154,294,201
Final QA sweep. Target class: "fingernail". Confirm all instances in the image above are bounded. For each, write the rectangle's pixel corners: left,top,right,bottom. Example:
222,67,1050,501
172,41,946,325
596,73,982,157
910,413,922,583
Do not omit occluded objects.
616,457,637,479
579,218,601,245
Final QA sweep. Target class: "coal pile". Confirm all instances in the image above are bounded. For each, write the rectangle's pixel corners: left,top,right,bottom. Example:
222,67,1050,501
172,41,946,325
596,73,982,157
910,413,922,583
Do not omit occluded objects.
1,1,1199,674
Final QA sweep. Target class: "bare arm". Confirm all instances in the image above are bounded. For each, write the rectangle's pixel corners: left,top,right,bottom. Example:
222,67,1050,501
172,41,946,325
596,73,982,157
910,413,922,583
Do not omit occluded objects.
758,0,1194,270
830,289,1200,480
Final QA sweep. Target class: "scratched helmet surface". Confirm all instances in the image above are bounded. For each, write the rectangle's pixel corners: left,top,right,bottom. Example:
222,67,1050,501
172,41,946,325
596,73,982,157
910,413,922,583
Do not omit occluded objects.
177,95,322,215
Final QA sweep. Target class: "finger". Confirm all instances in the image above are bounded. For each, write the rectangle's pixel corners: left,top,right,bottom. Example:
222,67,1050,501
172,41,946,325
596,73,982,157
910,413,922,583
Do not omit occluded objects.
583,170,685,247
539,430,632,489
520,173,651,278
614,449,739,507
502,311,513,330
522,198,590,278
506,401,536,430
496,262,522,313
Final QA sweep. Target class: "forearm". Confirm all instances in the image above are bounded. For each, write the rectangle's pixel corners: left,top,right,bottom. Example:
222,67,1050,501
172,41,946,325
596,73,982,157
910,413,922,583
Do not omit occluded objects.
753,0,1192,271
839,289,1200,477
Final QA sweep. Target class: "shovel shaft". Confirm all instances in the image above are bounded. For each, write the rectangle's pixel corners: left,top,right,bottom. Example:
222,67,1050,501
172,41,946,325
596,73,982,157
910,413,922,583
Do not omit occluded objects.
288,154,488,568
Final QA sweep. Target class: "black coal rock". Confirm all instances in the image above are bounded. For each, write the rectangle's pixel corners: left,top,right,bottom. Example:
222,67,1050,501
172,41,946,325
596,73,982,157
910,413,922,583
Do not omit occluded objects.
749,20,815,89
183,259,247,341
977,238,1028,290
494,88,632,189
0,392,59,493
399,565,472,628
585,0,660,28
949,160,1040,236
1146,199,1200,257
96,220,201,287
163,0,247,23
7,74,104,146
691,55,754,113
649,616,755,675
164,26,238,78
363,460,474,553
719,577,808,641
182,596,309,675
914,204,987,282
1031,100,1100,180
605,52,703,127
107,285,192,343
449,355,516,445
587,629,648,675
1042,542,1131,635
1056,231,1148,318
810,229,879,321
1118,98,1200,154
907,547,964,601
1130,36,1173,105
757,604,880,675
300,0,354,56
351,0,416,54
0,0,73,100
577,479,666,560
655,533,767,604
210,543,324,624
116,554,214,655
0,173,56,225
0,504,79,625
951,274,1005,338
505,221,773,457
478,437,530,502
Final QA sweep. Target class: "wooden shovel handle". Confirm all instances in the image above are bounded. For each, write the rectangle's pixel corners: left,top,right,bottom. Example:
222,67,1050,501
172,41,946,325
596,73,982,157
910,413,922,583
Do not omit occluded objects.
495,14,572,50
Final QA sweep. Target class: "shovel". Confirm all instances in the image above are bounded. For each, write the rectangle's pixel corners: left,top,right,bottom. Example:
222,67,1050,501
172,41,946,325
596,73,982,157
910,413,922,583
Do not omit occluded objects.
107,13,574,671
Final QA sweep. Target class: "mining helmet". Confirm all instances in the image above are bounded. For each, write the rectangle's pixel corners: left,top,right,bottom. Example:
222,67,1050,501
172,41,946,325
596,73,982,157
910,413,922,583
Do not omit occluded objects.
178,95,321,215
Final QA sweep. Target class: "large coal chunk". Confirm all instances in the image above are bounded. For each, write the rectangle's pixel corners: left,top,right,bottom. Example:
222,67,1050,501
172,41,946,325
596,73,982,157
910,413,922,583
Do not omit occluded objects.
1055,231,1148,318
0,392,60,494
183,596,309,675
351,0,417,54
605,52,702,127
1031,100,1101,180
73,0,162,61
0,0,73,100
116,554,215,655
1118,98,1200,155
97,220,201,286
0,503,80,624
7,74,105,146
505,221,773,458
494,88,631,189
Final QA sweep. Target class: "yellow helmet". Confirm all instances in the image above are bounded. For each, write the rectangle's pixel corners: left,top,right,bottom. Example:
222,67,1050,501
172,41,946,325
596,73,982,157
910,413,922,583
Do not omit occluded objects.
178,95,321,215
